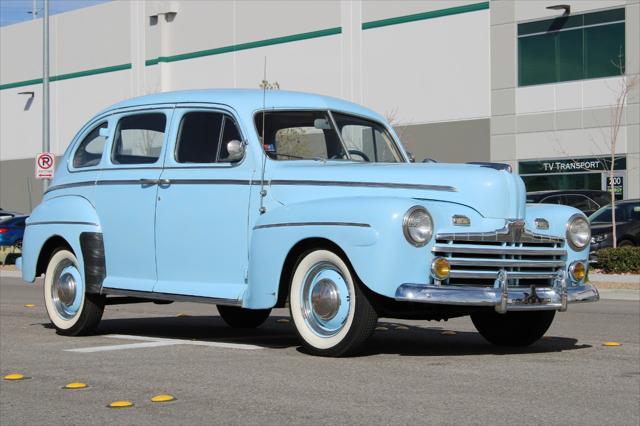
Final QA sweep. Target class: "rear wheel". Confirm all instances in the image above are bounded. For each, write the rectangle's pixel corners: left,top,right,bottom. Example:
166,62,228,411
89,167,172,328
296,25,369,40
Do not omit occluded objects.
43,249,104,336
618,239,635,247
289,249,377,357
471,310,555,347
217,305,271,328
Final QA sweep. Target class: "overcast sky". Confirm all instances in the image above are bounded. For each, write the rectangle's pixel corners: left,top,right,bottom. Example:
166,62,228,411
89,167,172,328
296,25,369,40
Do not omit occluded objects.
0,0,109,27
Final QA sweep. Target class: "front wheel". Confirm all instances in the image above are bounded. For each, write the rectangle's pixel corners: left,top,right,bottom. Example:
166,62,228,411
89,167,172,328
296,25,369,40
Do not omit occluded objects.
289,249,378,357
43,249,104,336
217,305,271,328
471,310,555,347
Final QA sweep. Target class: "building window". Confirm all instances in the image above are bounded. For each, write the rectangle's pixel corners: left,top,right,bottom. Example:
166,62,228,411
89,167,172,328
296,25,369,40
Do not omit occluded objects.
518,8,625,86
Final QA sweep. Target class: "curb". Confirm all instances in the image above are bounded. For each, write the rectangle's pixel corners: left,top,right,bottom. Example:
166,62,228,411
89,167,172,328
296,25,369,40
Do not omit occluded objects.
597,289,640,302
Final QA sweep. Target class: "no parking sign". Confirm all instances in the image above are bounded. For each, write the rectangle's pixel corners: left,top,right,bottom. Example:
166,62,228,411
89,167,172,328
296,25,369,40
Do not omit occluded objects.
35,152,55,179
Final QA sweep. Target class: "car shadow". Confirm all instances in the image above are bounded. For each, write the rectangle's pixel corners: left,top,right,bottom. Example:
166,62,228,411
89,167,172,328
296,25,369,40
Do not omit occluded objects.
40,316,591,356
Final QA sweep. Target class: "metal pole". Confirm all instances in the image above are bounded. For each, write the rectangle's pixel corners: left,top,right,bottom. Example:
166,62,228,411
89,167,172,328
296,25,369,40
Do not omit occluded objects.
32,0,37,19
42,0,50,191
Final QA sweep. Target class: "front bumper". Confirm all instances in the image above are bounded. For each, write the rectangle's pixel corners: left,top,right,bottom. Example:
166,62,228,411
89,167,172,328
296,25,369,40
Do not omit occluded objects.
395,271,599,313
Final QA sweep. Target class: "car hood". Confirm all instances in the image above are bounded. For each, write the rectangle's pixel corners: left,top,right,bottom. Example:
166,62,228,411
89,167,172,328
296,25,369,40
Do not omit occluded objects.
268,162,526,219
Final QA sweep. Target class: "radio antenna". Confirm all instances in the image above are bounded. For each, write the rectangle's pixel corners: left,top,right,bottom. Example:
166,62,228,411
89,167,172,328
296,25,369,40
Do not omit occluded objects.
258,56,268,214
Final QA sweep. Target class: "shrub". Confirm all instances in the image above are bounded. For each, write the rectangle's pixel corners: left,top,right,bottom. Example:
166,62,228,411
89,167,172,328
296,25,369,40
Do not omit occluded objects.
595,247,640,274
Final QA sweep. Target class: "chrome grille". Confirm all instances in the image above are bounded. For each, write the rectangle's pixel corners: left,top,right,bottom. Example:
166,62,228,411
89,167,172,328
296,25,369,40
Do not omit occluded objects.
432,235,566,288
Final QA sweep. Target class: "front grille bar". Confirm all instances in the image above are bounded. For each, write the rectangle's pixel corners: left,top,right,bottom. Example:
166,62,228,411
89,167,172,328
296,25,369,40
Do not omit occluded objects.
449,270,559,279
433,245,566,257
448,258,565,268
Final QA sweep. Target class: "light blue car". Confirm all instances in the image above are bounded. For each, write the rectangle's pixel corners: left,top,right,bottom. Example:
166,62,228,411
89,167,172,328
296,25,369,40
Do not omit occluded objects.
18,89,598,356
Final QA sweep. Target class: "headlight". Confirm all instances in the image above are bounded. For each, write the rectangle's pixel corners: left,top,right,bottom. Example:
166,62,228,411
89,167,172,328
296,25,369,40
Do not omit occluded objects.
566,214,590,250
403,206,433,247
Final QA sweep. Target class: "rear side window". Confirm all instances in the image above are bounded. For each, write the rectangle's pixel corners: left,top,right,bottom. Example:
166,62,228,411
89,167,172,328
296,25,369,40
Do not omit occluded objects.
112,113,166,164
73,122,107,168
176,112,223,163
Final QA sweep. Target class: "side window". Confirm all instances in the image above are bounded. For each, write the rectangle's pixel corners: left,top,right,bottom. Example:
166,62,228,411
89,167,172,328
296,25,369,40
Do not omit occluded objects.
176,112,223,163
541,195,562,205
73,122,107,168
217,117,243,162
112,113,166,165
565,195,591,211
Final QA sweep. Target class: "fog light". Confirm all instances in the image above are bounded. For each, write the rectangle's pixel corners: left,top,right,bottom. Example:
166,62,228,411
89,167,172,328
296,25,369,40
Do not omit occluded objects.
431,257,450,281
569,261,587,282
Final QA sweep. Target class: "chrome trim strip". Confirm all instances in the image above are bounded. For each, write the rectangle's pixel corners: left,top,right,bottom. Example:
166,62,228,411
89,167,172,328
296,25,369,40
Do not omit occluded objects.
436,219,564,244
394,283,599,310
447,258,565,268
101,288,242,306
270,179,457,192
254,221,371,230
432,245,566,256
26,221,99,227
448,271,559,280
46,178,457,194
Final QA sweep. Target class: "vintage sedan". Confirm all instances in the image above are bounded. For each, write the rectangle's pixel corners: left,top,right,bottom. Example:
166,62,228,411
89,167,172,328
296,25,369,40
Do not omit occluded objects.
18,90,598,356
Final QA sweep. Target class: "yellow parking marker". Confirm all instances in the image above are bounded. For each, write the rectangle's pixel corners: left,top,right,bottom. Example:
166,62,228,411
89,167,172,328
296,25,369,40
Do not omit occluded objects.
276,318,290,324
441,330,457,336
176,313,190,318
63,382,88,390
394,325,409,330
108,400,134,409
151,394,175,403
3,373,26,381
375,326,388,331
602,341,622,347
24,304,36,308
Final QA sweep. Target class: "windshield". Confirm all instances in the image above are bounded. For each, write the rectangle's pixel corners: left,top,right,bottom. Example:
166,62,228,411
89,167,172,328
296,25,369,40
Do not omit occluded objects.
254,110,403,162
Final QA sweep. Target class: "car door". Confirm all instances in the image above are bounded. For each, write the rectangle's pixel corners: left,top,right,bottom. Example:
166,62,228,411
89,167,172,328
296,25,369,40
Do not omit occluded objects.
96,109,173,293
153,108,255,301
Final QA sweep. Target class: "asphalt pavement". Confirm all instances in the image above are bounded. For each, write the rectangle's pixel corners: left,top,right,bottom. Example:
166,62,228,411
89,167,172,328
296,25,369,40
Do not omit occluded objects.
1,275,639,425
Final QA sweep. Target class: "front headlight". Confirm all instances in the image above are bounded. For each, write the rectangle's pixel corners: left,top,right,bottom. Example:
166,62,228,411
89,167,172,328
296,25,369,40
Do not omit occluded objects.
566,214,590,250
403,206,433,247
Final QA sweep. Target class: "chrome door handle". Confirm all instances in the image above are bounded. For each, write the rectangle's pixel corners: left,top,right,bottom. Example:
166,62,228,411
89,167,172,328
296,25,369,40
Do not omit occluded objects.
139,179,158,185
158,179,171,186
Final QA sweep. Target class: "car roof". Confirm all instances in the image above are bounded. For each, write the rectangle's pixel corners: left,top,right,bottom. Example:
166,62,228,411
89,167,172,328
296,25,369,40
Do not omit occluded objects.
98,89,385,122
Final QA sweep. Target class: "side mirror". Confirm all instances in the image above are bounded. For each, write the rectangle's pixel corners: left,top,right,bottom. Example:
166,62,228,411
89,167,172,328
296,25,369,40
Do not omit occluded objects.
407,151,416,163
98,127,110,138
226,140,245,162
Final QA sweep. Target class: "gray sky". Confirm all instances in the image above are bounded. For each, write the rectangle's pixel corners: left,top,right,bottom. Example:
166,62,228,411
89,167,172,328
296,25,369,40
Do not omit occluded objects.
0,0,109,27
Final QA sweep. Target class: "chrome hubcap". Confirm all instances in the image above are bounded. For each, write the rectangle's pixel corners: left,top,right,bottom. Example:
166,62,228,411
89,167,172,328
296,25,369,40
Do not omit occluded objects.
51,260,83,320
301,262,351,337
311,279,341,320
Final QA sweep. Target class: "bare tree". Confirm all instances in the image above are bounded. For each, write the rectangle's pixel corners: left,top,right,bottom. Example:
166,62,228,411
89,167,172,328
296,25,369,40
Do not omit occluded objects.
607,58,638,248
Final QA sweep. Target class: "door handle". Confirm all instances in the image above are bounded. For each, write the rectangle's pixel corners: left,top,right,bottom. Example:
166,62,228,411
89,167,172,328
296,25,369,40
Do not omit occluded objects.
139,179,158,186
158,179,171,186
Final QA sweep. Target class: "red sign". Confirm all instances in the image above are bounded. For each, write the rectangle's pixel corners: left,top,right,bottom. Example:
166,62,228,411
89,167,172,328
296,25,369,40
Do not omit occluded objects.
35,152,55,179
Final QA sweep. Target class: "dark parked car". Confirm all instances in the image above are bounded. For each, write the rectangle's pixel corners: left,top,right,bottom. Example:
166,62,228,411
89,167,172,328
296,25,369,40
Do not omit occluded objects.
0,215,27,249
527,190,613,216
589,199,640,253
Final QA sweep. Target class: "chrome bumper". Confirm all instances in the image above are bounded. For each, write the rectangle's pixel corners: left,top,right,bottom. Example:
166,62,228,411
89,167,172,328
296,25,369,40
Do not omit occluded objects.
395,270,599,313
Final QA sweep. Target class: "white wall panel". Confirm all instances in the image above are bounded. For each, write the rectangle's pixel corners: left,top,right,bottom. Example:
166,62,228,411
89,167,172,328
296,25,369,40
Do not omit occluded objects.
361,10,490,124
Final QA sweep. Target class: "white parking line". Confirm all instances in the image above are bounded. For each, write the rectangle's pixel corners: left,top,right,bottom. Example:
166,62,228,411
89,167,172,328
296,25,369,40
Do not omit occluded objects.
65,334,264,353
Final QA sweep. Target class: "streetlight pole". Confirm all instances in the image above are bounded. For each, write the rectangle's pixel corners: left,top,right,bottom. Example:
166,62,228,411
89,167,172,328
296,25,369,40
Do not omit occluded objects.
42,0,50,191
32,0,37,19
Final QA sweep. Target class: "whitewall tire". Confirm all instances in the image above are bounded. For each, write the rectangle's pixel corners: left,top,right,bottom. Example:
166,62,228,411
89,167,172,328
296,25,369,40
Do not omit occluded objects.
289,249,378,357
43,249,104,336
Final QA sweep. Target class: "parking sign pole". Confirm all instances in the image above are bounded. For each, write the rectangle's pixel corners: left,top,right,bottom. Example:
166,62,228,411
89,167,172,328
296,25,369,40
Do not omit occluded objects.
42,0,50,191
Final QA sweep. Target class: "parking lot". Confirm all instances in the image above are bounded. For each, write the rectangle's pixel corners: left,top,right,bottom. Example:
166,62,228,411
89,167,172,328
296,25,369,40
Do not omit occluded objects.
1,274,639,425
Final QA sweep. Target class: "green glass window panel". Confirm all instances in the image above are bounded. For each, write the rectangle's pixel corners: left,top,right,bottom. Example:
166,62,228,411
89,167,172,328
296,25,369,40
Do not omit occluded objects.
584,8,624,25
522,173,601,192
584,22,625,78
518,15,583,36
519,33,557,86
556,29,583,82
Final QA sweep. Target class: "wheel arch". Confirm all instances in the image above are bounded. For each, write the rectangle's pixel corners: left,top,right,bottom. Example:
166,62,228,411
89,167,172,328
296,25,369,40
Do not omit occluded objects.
35,235,74,277
275,237,356,308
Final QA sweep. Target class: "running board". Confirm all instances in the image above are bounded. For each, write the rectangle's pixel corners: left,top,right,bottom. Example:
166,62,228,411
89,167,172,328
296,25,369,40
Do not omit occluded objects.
101,288,242,307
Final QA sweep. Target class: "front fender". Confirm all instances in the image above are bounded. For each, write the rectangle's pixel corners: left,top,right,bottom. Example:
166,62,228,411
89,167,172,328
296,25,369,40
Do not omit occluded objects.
21,196,101,283
244,196,434,308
